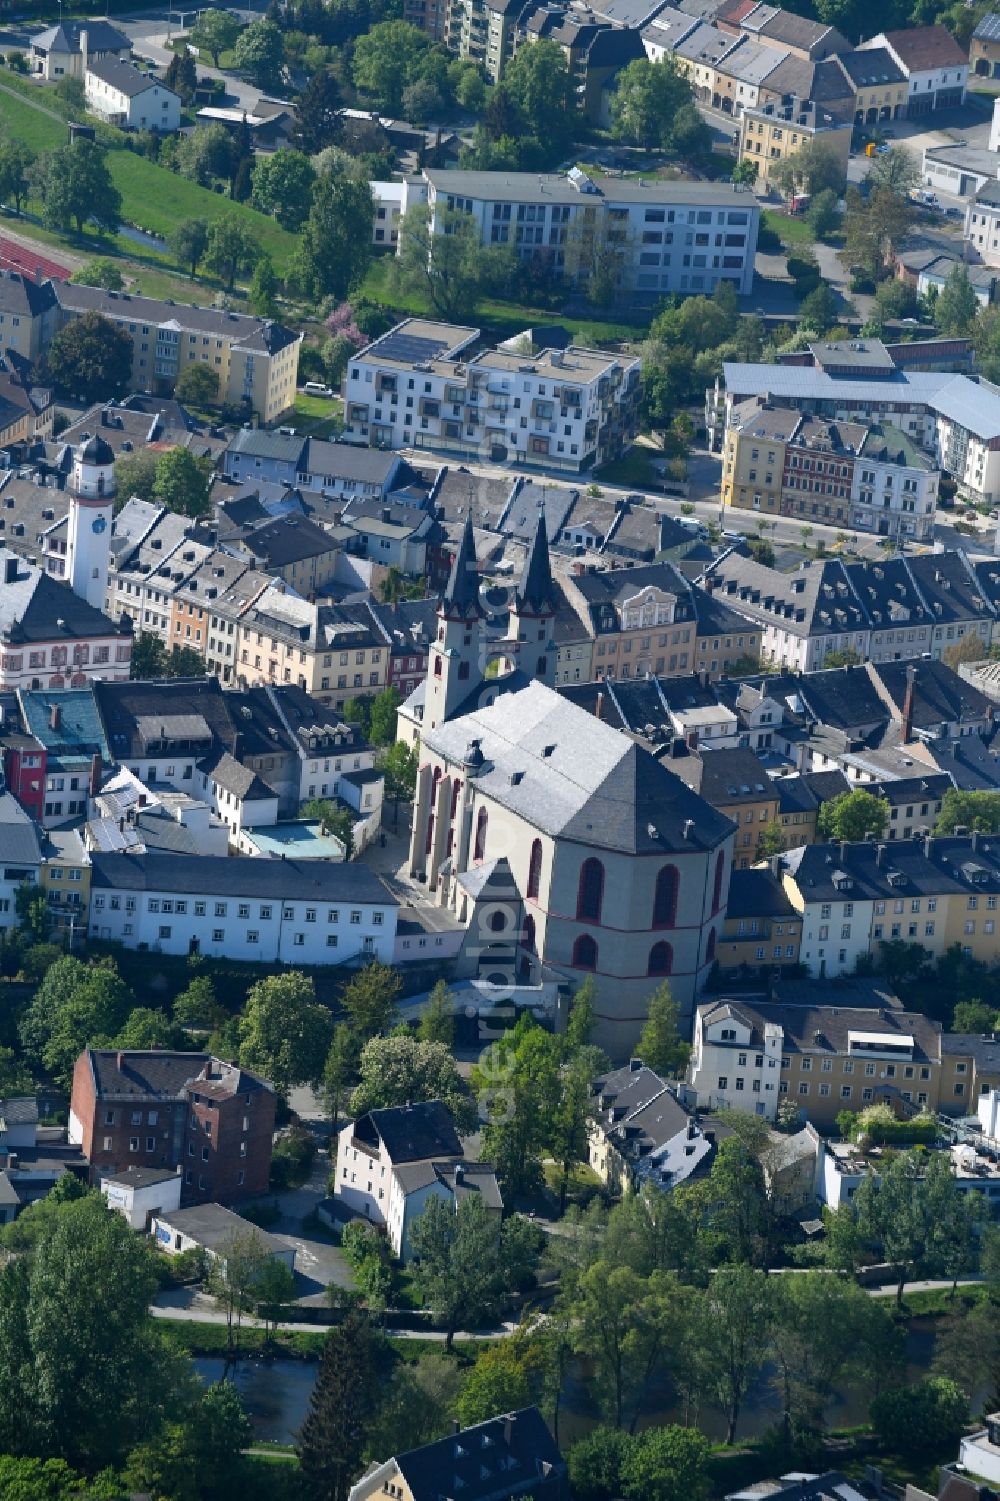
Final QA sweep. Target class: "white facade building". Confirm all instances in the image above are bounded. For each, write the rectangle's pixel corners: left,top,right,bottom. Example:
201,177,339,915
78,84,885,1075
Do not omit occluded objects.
372,182,404,249
85,58,181,131
87,850,397,963
101,1165,183,1230
344,319,640,472
687,998,785,1120
859,27,967,115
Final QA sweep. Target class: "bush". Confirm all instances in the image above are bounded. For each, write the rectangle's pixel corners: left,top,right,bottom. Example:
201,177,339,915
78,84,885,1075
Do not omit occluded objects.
870,1378,968,1455
757,224,782,254
270,1124,317,1189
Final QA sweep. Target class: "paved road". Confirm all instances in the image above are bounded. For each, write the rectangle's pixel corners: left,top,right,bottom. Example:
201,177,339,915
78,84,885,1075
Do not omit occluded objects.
121,15,293,113
151,1292,517,1340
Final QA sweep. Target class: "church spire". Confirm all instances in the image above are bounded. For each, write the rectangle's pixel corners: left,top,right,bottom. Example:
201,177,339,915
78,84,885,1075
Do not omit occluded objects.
515,512,556,616
442,515,482,617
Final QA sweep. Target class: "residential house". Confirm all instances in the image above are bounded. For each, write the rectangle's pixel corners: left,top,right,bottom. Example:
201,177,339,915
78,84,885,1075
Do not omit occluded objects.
971,13,1000,79
235,590,388,712
347,1410,567,1501
671,744,779,868
738,97,852,190
738,4,847,59
0,1097,88,1224
858,26,967,116
834,47,908,125
30,20,130,79
70,1050,275,1203
717,865,802,974
334,1100,500,1261
84,58,181,130
222,427,403,500
588,1060,716,1192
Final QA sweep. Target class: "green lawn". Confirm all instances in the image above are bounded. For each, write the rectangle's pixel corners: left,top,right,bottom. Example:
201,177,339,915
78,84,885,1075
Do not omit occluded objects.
0,84,66,151
763,208,816,248
292,392,344,437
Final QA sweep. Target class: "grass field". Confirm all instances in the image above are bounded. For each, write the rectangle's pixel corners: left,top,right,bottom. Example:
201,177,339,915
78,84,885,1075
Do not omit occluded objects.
763,208,816,248
0,83,66,151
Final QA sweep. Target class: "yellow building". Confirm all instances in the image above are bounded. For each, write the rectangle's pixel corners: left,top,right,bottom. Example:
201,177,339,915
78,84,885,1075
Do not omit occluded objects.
835,48,908,126
236,588,389,712
40,827,90,946
740,98,852,190
52,283,301,424
717,867,802,976
721,408,788,517
673,746,780,870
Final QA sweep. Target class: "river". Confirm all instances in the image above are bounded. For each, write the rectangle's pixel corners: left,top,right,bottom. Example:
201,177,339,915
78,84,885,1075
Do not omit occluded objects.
194,1318,961,1448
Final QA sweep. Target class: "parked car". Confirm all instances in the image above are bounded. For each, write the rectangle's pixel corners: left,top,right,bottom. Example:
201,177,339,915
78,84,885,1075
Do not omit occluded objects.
303,381,334,397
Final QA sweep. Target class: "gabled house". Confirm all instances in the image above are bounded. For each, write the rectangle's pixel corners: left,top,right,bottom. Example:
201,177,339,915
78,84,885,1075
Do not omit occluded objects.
349,1409,567,1501
588,1060,716,1192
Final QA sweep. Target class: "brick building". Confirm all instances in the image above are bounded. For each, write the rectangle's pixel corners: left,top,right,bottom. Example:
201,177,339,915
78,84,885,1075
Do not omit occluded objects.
69,1049,275,1204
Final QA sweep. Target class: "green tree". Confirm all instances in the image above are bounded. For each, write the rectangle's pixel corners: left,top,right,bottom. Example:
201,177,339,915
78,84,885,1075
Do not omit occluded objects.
238,972,333,1096
854,1152,929,1305
206,1229,274,1353
706,1136,769,1266
191,7,242,65
351,20,434,113
0,140,35,216
473,1016,561,1195
817,788,889,843
253,1256,297,1336
248,254,280,318
700,1266,771,1443
294,173,374,302
953,999,998,1033
936,263,979,336
870,1377,968,1456
772,138,846,196
46,311,132,403
806,186,839,238
550,1053,594,1212
635,981,690,1077
292,70,343,154
169,218,210,279
572,1262,682,1430
0,1045,31,1099
798,282,838,332
349,1033,478,1132
382,740,418,813
164,48,198,102
204,215,261,291
610,57,691,151
152,447,212,519
34,139,121,235
409,1194,538,1350
301,797,355,856
868,145,921,197
251,148,316,230
503,39,576,158
621,1425,710,1501
69,256,123,291
340,960,402,1037
298,1311,385,1501
115,1006,185,1050
173,974,224,1028
233,18,285,88
175,362,221,408
15,881,49,944
943,631,989,668
936,788,1000,834
565,974,597,1055
368,686,401,746
31,963,134,1086
457,1336,540,1426
418,978,454,1047
322,1021,359,1127
394,203,486,321
842,183,913,280
129,631,166,679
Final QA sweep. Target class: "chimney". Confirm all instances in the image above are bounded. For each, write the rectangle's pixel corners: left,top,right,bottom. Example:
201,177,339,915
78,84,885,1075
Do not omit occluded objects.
901,664,917,743
80,27,88,73
875,844,886,867
116,1050,125,1072
382,506,391,524
454,1163,464,1186
49,703,60,732
594,691,603,722
972,829,980,852
3,557,16,585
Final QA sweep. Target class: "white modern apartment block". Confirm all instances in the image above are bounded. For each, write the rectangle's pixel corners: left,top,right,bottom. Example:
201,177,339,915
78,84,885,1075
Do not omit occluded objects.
371,182,404,249
400,168,760,297
687,997,785,1120
343,319,641,472
84,58,181,131
87,850,397,963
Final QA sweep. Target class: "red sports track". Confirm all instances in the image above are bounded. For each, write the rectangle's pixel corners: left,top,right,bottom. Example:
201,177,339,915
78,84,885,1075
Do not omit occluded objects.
0,234,72,283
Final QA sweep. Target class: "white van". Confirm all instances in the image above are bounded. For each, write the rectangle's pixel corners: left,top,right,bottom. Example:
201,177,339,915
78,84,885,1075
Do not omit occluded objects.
303,381,334,397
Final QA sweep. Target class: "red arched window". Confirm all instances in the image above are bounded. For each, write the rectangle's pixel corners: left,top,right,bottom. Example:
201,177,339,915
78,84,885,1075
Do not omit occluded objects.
572,933,598,970
706,928,717,963
577,858,605,922
425,813,434,854
523,914,536,954
474,807,488,860
450,780,462,819
712,851,725,914
648,941,673,976
527,839,543,900
652,865,679,928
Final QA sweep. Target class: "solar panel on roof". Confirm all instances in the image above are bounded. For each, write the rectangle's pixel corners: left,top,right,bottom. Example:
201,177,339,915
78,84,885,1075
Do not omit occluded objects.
377,331,450,363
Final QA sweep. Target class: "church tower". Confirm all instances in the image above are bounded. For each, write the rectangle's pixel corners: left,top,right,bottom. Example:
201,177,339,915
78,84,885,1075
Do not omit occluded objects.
507,512,557,685
423,516,484,733
66,432,114,611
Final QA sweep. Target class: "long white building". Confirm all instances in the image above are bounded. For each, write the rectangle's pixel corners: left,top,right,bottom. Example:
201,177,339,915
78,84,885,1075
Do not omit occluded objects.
87,850,397,963
400,168,760,298
343,319,640,473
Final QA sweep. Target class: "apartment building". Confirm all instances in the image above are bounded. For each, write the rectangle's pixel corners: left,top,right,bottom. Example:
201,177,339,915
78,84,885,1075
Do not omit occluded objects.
0,272,59,364
717,343,1000,504
964,181,1000,269
168,553,272,685
739,97,852,189
404,169,760,297
717,862,802,976
222,427,403,500
688,995,944,1125
559,560,762,682
235,587,389,712
672,744,780,868
69,1049,275,1203
523,8,646,123
343,319,640,474
51,283,301,424
722,397,940,542
834,47,907,125
858,26,967,116
447,0,521,80
87,850,397,962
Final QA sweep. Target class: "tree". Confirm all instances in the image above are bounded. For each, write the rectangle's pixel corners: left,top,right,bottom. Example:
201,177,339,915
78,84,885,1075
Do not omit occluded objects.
16,882,49,944
854,1152,929,1306
799,282,838,333
936,788,1000,834
204,216,261,291
368,686,401,746
349,1033,478,1132
504,39,576,158
700,1266,771,1443
293,70,343,154
340,959,402,1037
974,303,1000,384
34,139,121,235
0,140,35,216
868,145,921,198
572,1262,682,1430
239,972,334,1096
621,1425,710,1501
953,999,998,1033
0,1045,31,1099
817,788,889,843
569,1429,634,1501
757,822,786,859
175,363,220,407
164,48,198,102
565,974,597,1055
46,311,132,403
806,186,839,238
942,629,987,668
842,183,913,281
173,974,224,1029
298,1311,385,1501
457,1336,541,1426
233,18,285,88
69,256,124,293
418,978,454,1047
473,1016,561,1195
301,797,355,857
408,1194,538,1350
382,740,418,812
550,1053,594,1212
22,961,134,1086
706,1136,769,1266
129,630,167,679
635,981,690,1077
402,78,444,124
253,1256,297,1336
351,20,434,113
152,447,212,519
294,173,373,301
169,218,210,279
248,254,280,318
191,7,242,65
322,1021,359,1127
936,263,979,337
394,203,483,321
870,1377,968,1456
610,58,691,152
115,1006,185,1050
251,149,316,231
772,138,845,197
206,1229,274,1353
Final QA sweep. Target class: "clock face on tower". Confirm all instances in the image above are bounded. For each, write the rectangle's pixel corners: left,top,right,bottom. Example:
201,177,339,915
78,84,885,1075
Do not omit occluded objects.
92,515,107,535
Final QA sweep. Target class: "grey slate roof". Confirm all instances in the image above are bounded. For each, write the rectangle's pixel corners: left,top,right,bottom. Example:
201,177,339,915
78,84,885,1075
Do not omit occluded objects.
32,19,128,51
0,791,43,867
155,1202,288,1256
0,1096,38,1127
101,1165,182,1189
390,1408,565,1501
89,850,396,905
725,867,798,919
423,680,733,854
353,1100,464,1162
0,549,125,645
86,56,169,97
89,1049,271,1101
